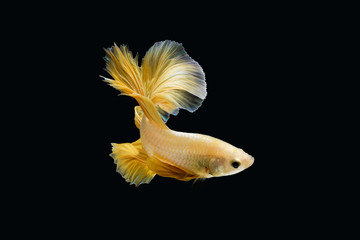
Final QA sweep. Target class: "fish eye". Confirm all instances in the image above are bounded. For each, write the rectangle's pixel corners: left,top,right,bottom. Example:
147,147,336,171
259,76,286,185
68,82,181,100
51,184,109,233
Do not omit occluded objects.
231,161,240,169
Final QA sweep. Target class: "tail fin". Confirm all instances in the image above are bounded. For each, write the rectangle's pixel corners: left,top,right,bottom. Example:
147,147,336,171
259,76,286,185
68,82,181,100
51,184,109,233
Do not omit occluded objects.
102,40,207,124
141,41,207,122
103,40,207,185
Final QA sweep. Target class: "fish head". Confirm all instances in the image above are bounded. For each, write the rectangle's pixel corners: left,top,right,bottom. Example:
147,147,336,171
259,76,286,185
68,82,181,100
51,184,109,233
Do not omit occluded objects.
208,147,254,177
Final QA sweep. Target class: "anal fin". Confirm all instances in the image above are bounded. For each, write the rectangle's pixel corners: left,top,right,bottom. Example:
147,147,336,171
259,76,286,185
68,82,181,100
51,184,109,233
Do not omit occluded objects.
110,139,155,186
147,155,199,181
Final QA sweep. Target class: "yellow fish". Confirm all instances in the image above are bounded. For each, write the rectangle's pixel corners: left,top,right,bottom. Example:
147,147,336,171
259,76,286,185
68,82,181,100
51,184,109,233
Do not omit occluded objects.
103,40,254,186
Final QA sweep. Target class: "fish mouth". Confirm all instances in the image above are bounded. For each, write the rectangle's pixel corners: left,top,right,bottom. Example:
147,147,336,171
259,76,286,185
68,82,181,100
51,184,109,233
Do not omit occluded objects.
243,156,254,169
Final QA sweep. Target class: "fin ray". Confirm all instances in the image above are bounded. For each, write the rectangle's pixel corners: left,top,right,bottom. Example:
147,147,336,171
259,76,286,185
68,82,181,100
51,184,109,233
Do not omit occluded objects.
103,44,143,96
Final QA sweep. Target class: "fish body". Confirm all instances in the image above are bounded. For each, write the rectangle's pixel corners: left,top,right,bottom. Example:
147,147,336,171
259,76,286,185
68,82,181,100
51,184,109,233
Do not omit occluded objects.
141,116,253,179
103,40,254,186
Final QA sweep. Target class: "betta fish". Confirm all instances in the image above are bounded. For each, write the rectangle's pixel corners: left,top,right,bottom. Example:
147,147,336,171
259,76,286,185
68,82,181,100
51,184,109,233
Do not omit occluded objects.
102,40,254,186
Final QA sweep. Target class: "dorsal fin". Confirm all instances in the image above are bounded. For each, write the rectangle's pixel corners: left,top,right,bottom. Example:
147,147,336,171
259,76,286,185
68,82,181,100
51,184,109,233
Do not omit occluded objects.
131,93,168,129
134,106,143,129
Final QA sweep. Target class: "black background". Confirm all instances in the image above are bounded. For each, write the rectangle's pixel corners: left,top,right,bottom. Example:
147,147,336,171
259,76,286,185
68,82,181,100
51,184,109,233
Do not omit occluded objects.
9,5,329,238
